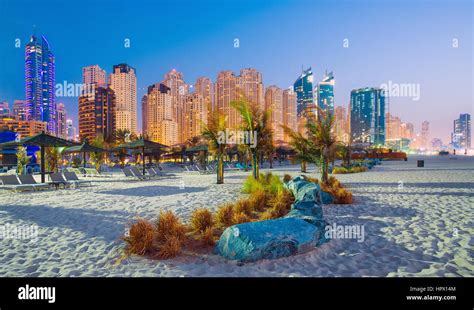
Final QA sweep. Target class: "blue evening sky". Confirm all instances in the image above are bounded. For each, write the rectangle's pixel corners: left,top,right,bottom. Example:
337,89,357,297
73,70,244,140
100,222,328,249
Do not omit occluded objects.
0,0,472,143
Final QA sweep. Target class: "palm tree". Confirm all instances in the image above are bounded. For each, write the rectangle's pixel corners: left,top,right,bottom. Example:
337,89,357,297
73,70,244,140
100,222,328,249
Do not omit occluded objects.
113,129,131,167
282,123,319,174
282,108,337,184
89,136,105,172
337,137,353,168
114,129,131,145
201,107,228,184
231,96,273,179
45,147,62,173
16,146,30,175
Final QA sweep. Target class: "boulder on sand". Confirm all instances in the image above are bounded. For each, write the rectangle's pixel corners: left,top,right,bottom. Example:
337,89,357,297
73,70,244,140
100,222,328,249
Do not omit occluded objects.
216,217,325,262
215,175,330,262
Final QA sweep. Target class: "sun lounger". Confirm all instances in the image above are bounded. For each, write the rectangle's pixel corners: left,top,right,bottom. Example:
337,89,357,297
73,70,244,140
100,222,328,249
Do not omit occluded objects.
130,166,151,179
63,171,92,187
184,165,199,174
49,172,73,189
0,175,35,192
145,168,161,179
225,163,240,172
123,167,146,180
193,165,211,175
18,175,51,191
66,167,84,176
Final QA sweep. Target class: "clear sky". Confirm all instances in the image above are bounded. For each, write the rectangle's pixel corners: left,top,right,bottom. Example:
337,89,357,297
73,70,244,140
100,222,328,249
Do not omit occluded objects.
0,0,472,143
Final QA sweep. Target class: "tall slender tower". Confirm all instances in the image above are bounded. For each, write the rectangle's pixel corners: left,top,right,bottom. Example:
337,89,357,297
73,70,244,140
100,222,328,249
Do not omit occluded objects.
239,68,264,110
142,83,177,146
25,34,56,134
316,71,335,117
282,89,297,143
350,87,386,146
82,65,107,88
215,70,241,129
161,69,187,143
109,64,137,135
265,85,284,142
56,103,67,139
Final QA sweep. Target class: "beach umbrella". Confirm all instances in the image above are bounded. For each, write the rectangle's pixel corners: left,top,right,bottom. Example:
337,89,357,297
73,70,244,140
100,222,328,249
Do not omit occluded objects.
0,131,78,183
63,141,109,169
113,138,168,175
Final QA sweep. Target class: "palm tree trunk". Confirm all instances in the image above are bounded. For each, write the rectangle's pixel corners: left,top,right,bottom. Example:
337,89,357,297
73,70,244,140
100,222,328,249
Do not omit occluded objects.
217,152,224,184
321,154,329,184
301,161,307,173
252,151,259,179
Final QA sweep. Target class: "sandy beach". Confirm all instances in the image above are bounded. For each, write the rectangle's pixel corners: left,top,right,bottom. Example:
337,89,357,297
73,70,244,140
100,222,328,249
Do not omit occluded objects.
0,155,472,277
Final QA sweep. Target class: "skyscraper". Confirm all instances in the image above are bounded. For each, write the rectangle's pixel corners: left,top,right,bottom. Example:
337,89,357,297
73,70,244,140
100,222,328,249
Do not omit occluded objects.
350,87,386,145
265,86,284,142
215,70,241,129
82,65,107,88
385,113,402,140
142,83,178,146
293,67,314,116
161,69,187,143
316,71,335,117
78,85,116,142
183,93,208,142
239,68,264,110
195,77,214,108
56,103,67,139
25,34,56,134
420,121,430,150
215,68,264,130
66,119,77,141
282,89,297,143
13,100,28,121
334,106,349,143
451,113,471,149
109,64,137,135
0,101,10,116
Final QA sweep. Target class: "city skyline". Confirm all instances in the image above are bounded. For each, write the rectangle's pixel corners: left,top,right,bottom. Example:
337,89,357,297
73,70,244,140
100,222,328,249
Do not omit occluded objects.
0,0,472,144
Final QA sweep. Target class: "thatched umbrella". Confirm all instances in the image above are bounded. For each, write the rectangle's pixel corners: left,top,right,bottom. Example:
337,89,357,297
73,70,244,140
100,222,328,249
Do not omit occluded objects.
63,140,109,169
113,138,167,175
0,131,78,183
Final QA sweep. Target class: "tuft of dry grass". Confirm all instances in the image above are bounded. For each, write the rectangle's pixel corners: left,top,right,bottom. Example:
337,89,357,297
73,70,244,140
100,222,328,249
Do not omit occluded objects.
157,236,182,259
334,188,353,204
248,190,268,212
190,208,214,233
234,199,253,216
269,189,293,217
283,174,293,183
123,219,155,256
233,212,251,224
155,211,187,242
201,227,216,246
327,176,341,188
259,209,276,221
215,203,235,228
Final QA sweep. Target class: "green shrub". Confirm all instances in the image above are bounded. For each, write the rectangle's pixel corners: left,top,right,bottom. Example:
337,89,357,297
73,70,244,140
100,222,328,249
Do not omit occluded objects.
242,175,264,194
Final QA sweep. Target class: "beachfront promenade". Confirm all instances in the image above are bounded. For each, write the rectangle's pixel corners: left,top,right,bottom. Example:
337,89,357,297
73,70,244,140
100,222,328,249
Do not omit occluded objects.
0,155,472,277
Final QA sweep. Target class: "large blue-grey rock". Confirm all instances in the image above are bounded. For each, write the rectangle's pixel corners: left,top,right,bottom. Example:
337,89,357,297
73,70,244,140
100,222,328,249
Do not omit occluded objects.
215,175,331,262
216,217,325,262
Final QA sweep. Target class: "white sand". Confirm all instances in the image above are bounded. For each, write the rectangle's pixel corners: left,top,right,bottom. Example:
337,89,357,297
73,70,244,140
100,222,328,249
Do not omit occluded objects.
0,155,472,277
